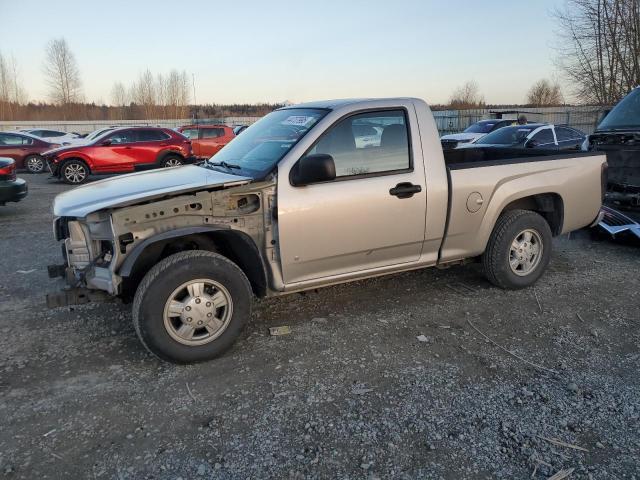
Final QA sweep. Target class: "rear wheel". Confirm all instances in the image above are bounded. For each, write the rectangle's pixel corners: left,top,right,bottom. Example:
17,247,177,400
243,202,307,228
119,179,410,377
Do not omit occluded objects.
25,155,45,173
482,209,552,289
132,251,252,364
60,159,89,184
160,155,183,168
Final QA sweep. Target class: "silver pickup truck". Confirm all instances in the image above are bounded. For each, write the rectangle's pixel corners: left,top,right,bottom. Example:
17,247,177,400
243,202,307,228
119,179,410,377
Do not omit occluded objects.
47,98,607,363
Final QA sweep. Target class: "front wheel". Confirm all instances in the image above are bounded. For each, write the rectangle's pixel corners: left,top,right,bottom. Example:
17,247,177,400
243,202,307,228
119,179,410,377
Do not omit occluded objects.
132,251,252,364
60,159,89,184
482,209,552,289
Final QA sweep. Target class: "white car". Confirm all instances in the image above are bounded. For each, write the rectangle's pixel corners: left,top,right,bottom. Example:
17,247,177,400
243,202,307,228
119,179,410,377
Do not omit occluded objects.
353,124,383,148
459,123,586,151
440,119,516,148
65,127,117,145
20,129,80,145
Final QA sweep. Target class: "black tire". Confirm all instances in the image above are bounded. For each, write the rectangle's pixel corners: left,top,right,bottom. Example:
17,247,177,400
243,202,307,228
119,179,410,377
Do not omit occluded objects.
60,159,90,185
24,154,46,174
482,209,552,290
132,251,252,364
160,155,184,168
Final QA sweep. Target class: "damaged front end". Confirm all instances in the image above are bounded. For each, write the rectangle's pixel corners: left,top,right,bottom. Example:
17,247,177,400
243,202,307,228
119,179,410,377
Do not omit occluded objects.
47,213,120,307
46,166,263,308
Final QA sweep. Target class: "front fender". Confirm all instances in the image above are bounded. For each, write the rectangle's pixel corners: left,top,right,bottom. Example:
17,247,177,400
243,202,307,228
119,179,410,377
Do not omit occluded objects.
118,225,230,277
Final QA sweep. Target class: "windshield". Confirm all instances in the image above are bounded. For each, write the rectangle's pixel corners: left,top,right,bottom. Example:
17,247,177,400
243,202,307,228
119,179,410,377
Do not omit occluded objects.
464,121,498,134
202,108,328,178
598,88,640,131
87,128,114,140
475,126,535,145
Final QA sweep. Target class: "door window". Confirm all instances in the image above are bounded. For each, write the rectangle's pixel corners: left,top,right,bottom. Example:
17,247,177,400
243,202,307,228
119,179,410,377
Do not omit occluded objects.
201,128,225,139
310,110,411,178
108,130,137,144
181,128,199,139
556,127,583,142
136,129,170,142
0,133,32,145
530,129,555,146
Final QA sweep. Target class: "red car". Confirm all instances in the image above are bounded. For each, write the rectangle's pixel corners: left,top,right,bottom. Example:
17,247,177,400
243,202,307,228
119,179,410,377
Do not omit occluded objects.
0,131,59,173
44,127,194,185
177,125,235,158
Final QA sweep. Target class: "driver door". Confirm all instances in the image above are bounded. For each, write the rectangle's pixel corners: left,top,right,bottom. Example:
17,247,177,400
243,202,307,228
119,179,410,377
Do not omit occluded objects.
277,108,427,285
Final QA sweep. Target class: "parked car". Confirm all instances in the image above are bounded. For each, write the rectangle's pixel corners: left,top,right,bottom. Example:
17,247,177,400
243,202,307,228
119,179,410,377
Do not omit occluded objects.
0,157,28,205
177,125,235,158
44,127,194,185
0,131,59,173
585,87,640,209
465,124,586,150
47,97,606,363
20,129,80,144
66,127,117,145
440,119,516,149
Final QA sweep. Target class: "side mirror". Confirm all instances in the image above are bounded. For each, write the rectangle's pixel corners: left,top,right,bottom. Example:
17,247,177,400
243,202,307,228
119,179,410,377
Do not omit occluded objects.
100,139,112,146
525,139,538,148
291,154,336,186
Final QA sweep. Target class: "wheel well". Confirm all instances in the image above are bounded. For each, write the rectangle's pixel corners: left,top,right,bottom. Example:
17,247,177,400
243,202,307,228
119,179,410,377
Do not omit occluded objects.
121,231,267,300
156,150,184,164
501,193,564,235
60,157,91,173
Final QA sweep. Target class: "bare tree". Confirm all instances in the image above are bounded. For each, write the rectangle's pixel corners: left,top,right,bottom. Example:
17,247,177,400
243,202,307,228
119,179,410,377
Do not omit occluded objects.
131,69,157,118
449,81,485,108
526,79,564,106
553,0,640,104
0,52,28,120
110,81,128,119
42,38,82,109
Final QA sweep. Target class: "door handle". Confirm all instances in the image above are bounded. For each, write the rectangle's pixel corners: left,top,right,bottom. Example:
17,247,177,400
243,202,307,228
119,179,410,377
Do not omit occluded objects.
124,146,132,149
389,182,422,199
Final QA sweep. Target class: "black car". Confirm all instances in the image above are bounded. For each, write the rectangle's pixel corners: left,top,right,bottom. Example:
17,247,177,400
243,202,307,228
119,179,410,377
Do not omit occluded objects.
0,157,28,206
467,124,585,150
587,87,640,210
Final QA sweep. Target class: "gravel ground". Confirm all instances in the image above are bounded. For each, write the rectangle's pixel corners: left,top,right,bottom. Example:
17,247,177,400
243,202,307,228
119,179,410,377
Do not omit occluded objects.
0,174,639,479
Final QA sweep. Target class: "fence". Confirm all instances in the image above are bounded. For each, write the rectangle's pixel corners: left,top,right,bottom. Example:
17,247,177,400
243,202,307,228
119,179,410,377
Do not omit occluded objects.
0,106,610,136
433,106,610,136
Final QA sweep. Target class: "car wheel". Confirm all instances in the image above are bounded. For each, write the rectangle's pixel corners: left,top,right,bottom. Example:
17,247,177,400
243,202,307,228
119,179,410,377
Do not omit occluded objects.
132,251,252,364
60,159,89,185
25,155,46,174
161,155,183,168
482,209,552,290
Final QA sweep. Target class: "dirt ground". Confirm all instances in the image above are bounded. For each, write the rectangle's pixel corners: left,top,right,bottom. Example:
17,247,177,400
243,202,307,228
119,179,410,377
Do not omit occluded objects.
1,174,639,479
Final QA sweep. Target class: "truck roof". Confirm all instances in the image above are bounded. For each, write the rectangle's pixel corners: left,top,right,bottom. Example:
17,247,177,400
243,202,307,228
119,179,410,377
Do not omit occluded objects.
283,98,423,110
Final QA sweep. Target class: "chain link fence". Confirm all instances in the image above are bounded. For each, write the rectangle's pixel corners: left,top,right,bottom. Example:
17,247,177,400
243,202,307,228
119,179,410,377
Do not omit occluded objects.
434,106,610,136
0,106,610,136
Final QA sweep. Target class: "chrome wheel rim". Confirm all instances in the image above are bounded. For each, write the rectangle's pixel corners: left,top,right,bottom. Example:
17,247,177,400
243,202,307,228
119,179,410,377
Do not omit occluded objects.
27,156,44,172
509,228,543,276
64,163,86,183
164,158,183,167
163,279,233,346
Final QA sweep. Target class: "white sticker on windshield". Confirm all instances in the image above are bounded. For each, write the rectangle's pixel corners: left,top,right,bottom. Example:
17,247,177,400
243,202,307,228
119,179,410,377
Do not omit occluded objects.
282,116,315,126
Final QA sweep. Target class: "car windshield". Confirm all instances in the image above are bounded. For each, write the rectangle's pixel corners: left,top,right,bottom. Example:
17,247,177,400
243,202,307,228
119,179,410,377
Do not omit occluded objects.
464,121,498,134
202,108,328,178
475,126,535,145
597,88,640,131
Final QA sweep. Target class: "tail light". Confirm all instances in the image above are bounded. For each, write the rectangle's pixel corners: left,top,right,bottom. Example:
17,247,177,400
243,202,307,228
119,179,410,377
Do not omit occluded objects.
0,161,16,181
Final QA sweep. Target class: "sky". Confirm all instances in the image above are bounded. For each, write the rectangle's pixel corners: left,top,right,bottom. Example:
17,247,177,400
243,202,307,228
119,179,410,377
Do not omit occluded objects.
0,0,567,106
